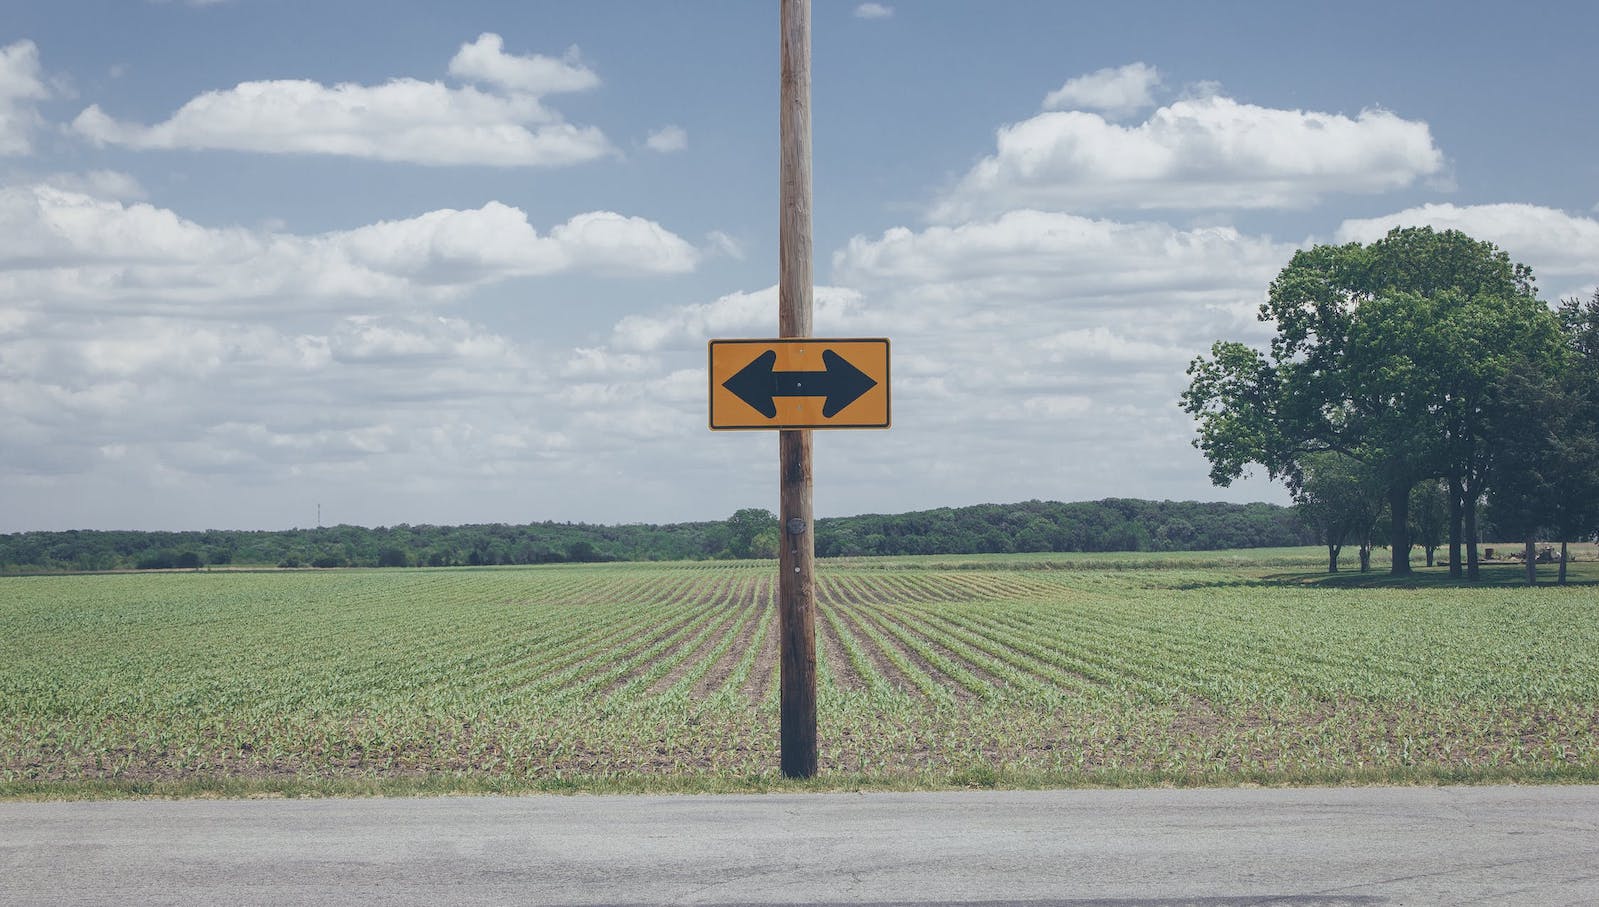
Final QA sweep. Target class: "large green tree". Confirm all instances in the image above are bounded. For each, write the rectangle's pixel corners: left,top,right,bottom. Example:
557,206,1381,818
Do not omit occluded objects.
1183,227,1556,577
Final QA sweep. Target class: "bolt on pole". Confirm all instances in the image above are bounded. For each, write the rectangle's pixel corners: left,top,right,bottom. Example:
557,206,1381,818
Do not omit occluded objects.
777,0,817,780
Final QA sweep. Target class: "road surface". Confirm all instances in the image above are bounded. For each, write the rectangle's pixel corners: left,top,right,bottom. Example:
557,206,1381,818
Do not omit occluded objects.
3,785,1597,905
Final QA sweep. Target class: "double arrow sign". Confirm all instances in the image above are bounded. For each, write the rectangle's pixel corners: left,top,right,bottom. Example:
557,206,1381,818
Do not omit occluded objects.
708,338,890,430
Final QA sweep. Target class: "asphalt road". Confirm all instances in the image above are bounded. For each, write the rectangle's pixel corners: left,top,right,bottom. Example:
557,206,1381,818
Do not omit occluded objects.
3,785,1597,905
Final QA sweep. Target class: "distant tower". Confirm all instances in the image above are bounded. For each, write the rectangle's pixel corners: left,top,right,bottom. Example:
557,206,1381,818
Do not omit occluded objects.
317,503,322,529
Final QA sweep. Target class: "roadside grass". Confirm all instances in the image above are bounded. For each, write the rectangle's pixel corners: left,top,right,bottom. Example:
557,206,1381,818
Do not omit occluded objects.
6,761,1598,802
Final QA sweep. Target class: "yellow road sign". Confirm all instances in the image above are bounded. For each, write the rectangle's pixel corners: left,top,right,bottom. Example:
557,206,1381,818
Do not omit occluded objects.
709,338,890,430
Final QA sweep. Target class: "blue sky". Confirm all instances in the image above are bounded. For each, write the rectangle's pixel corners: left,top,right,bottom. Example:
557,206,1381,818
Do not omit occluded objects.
2,0,1596,531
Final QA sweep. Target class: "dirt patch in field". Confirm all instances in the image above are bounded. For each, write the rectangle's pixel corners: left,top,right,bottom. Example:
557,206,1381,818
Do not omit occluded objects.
740,577,780,704
893,613,1009,696
592,592,730,699
690,578,764,699
825,602,923,696
853,605,976,701
647,579,751,696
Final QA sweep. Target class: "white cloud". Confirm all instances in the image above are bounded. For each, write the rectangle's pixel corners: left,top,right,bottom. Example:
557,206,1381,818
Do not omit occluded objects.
0,176,706,521
644,125,687,153
40,169,146,200
1335,203,1599,297
0,40,50,156
561,347,657,379
932,95,1445,221
0,310,549,490
446,33,598,95
1042,62,1160,118
71,34,615,167
854,3,894,19
0,184,697,314
338,204,698,281
329,315,519,365
704,230,744,260
611,284,866,353
1034,326,1183,365
836,208,1288,315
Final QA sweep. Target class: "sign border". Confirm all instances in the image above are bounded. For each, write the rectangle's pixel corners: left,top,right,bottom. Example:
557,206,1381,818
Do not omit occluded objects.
708,337,891,431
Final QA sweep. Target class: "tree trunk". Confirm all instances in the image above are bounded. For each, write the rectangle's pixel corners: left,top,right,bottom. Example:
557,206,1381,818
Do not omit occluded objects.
1447,473,1463,578
1425,545,1436,567
1327,543,1340,573
1359,543,1371,573
1388,481,1412,576
1525,538,1537,586
1559,541,1569,586
1464,489,1481,581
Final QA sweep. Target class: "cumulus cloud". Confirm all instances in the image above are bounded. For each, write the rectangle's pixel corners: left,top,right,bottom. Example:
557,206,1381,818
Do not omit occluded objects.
932,95,1445,220
610,284,867,353
836,208,1289,316
328,314,519,365
0,170,713,525
0,40,50,156
0,311,550,492
854,3,894,19
39,169,147,200
446,33,598,95
1042,62,1160,118
70,33,615,167
0,184,697,313
337,204,698,281
1334,203,1599,291
644,125,687,153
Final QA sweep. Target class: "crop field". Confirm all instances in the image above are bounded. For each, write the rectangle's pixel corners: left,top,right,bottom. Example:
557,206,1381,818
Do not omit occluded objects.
2,554,1598,796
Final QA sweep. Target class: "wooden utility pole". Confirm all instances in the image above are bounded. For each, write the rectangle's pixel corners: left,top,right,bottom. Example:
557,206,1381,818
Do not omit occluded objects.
777,0,817,779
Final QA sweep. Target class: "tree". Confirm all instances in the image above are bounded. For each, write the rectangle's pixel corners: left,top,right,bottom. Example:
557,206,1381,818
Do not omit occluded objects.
1485,296,1599,585
376,547,409,568
1292,452,1384,573
1409,479,1448,568
1183,227,1555,577
720,508,778,559
1553,288,1599,583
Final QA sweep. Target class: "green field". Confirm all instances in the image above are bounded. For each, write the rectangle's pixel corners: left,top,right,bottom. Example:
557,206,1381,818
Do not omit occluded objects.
3,551,1597,798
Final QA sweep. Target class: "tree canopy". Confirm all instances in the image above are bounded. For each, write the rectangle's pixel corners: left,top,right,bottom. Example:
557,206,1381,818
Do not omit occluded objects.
0,498,1317,574
1183,226,1575,578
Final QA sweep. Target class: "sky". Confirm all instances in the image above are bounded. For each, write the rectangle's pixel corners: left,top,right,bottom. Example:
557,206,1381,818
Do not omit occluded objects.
2,0,1597,533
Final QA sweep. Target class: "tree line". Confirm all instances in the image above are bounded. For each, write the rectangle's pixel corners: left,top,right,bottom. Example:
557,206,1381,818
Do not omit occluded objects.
0,498,1316,574
1183,227,1599,583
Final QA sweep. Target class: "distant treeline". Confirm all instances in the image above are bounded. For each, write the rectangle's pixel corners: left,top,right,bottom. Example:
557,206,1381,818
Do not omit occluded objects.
0,498,1316,573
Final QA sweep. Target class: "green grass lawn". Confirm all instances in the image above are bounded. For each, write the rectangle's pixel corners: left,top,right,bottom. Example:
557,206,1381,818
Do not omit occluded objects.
2,551,1596,798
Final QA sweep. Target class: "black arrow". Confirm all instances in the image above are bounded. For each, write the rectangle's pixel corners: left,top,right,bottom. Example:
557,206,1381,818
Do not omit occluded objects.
723,348,878,419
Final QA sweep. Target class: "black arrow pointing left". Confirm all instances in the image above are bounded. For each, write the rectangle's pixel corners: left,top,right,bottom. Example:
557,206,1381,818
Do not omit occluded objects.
723,349,878,419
